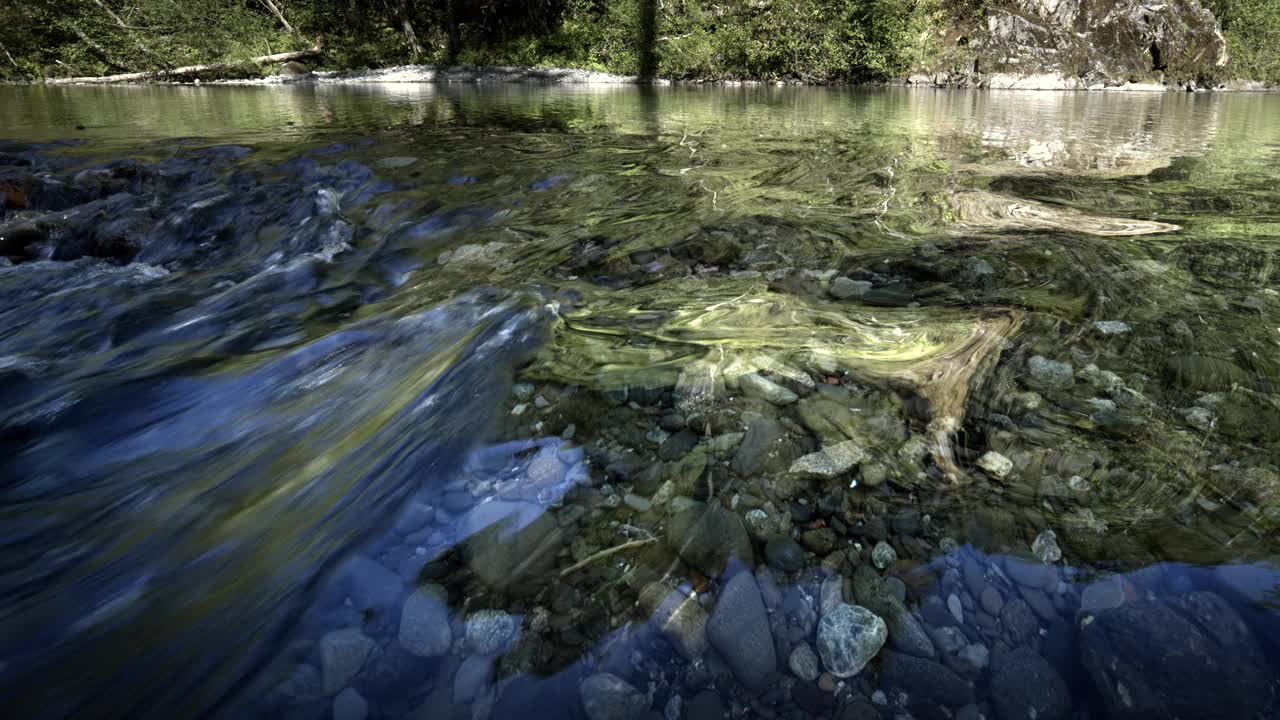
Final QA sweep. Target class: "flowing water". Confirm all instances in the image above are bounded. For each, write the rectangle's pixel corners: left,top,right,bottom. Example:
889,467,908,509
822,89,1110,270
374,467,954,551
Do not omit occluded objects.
2,84,1279,720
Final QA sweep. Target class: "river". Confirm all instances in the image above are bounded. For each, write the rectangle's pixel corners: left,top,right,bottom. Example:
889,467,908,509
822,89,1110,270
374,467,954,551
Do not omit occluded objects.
1,83,1278,719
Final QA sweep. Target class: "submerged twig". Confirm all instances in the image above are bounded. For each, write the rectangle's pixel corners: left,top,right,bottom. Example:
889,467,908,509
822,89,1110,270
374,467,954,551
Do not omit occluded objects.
560,538,657,577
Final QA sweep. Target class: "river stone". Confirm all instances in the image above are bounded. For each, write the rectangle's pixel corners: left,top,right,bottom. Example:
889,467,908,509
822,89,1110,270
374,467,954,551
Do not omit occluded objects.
1078,591,1274,720
789,440,866,479
789,643,821,681
465,609,516,655
320,628,374,695
796,395,861,444
990,648,1070,720
740,373,798,405
462,500,559,591
452,654,494,704
398,585,453,658
580,673,647,720
852,565,935,659
871,541,896,570
976,451,1013,479
707,571,776,691
816,604,887,678
764,535,806,573
340,555,404,613
732,417,790,476
1031,529,1062,563
333,687,368,720
1093,320,1131,335
981,586,1004,615
880,652,975,707
830,277,873,300
639,581,708,660
1166,355,1252,392
1026,356,1074,389
667,502,754,577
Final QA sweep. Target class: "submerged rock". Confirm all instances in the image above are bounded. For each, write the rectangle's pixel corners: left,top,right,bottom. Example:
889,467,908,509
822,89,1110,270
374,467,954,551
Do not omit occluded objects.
1079,591,1274,720
788,643,821,682
398,585,453,658
464,609,516,656
707,571,776,691
320,628,375,695
667,503,754,577
739,373,799,405
990,648,1071,720
977,451,1013,479
816,604,887,678
789,440,866,479
580,673,648,720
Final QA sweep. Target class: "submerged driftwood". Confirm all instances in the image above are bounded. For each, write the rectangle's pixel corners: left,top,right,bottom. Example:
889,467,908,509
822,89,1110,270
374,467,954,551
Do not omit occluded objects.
45,47,322,85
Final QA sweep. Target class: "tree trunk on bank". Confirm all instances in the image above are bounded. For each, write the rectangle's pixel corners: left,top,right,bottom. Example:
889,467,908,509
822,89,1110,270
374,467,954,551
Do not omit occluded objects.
45,47,323,85
258,0,295,34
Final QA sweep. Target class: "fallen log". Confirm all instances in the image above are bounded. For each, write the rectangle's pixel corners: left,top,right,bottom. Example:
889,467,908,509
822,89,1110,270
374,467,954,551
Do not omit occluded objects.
46,47,323,85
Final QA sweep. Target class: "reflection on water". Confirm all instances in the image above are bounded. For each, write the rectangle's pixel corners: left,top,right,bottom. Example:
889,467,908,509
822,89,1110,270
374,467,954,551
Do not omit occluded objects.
1,85,1279,719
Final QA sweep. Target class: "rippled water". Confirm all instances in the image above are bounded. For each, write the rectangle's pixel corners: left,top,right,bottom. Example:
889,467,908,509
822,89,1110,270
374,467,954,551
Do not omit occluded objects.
2,84,1279,720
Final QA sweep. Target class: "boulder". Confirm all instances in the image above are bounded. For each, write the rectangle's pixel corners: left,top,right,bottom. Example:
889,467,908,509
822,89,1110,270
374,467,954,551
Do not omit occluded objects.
880,652,975,707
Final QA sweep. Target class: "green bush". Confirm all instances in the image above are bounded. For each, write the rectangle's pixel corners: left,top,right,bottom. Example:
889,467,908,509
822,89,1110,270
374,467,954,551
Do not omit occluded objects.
1206,0,1280,83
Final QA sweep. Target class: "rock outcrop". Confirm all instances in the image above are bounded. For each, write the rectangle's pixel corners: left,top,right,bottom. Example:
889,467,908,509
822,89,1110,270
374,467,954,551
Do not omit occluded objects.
915,0,1230,90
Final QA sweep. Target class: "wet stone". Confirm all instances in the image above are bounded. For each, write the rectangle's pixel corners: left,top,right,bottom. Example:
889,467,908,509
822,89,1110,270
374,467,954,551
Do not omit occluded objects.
667,503,754,577
398,585,453,658
976,451,1013,479
801,528,838,555
1031,529,1062,564
816,604,887,678
739,373,798,406
1079,591,1274,720
465,609,516,656
707,571,776,691
980,586,1004,616
789,440,866,479
320,628,374,695
765,536,806,574
1026,356,1074,390
581,673,648,720
788,643,820,682
452,655,494,705
871,541,897,570
990,648,1070,720
880,652,975,707
333,687,369,720
830,277,872,299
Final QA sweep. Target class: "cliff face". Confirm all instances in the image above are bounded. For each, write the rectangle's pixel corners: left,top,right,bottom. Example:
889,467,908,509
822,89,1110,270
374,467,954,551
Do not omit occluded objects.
916,0,1231,89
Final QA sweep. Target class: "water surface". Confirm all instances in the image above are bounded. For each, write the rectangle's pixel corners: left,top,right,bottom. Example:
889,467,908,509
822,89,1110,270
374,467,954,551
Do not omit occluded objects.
1,84,1278,719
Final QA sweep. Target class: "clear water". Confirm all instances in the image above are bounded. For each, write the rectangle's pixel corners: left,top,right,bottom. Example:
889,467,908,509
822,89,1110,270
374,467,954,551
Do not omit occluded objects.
1,84,1278,719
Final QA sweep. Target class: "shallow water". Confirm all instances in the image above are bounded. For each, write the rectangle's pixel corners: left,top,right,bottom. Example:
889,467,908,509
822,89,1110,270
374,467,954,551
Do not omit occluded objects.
1,84,1279,719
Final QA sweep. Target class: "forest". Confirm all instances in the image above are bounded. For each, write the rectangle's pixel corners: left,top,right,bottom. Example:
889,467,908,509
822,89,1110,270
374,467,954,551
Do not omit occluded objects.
1,1,1275,84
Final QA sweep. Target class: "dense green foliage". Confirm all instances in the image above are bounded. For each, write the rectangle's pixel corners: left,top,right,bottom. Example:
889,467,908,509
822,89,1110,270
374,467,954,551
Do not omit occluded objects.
0,1,1272,83
1206,0,1280,83
0,0,939,82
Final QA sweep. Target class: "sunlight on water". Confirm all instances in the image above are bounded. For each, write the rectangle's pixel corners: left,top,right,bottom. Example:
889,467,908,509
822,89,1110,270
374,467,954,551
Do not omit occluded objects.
1,84,1279,719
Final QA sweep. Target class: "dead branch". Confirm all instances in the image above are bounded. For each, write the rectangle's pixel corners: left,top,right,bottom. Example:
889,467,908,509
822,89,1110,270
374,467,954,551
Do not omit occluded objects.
45,46,323,84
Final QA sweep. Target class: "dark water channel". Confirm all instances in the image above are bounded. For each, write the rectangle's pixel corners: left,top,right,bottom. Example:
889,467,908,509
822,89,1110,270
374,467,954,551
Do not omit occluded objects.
1,84,1279,720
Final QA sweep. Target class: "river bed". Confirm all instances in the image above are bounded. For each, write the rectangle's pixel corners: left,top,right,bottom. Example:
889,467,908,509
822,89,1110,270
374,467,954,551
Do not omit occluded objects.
1,84,1278,719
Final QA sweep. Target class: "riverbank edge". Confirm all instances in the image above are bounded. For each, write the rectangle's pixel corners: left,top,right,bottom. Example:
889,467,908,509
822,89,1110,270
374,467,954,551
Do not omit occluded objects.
15,63,1279,92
